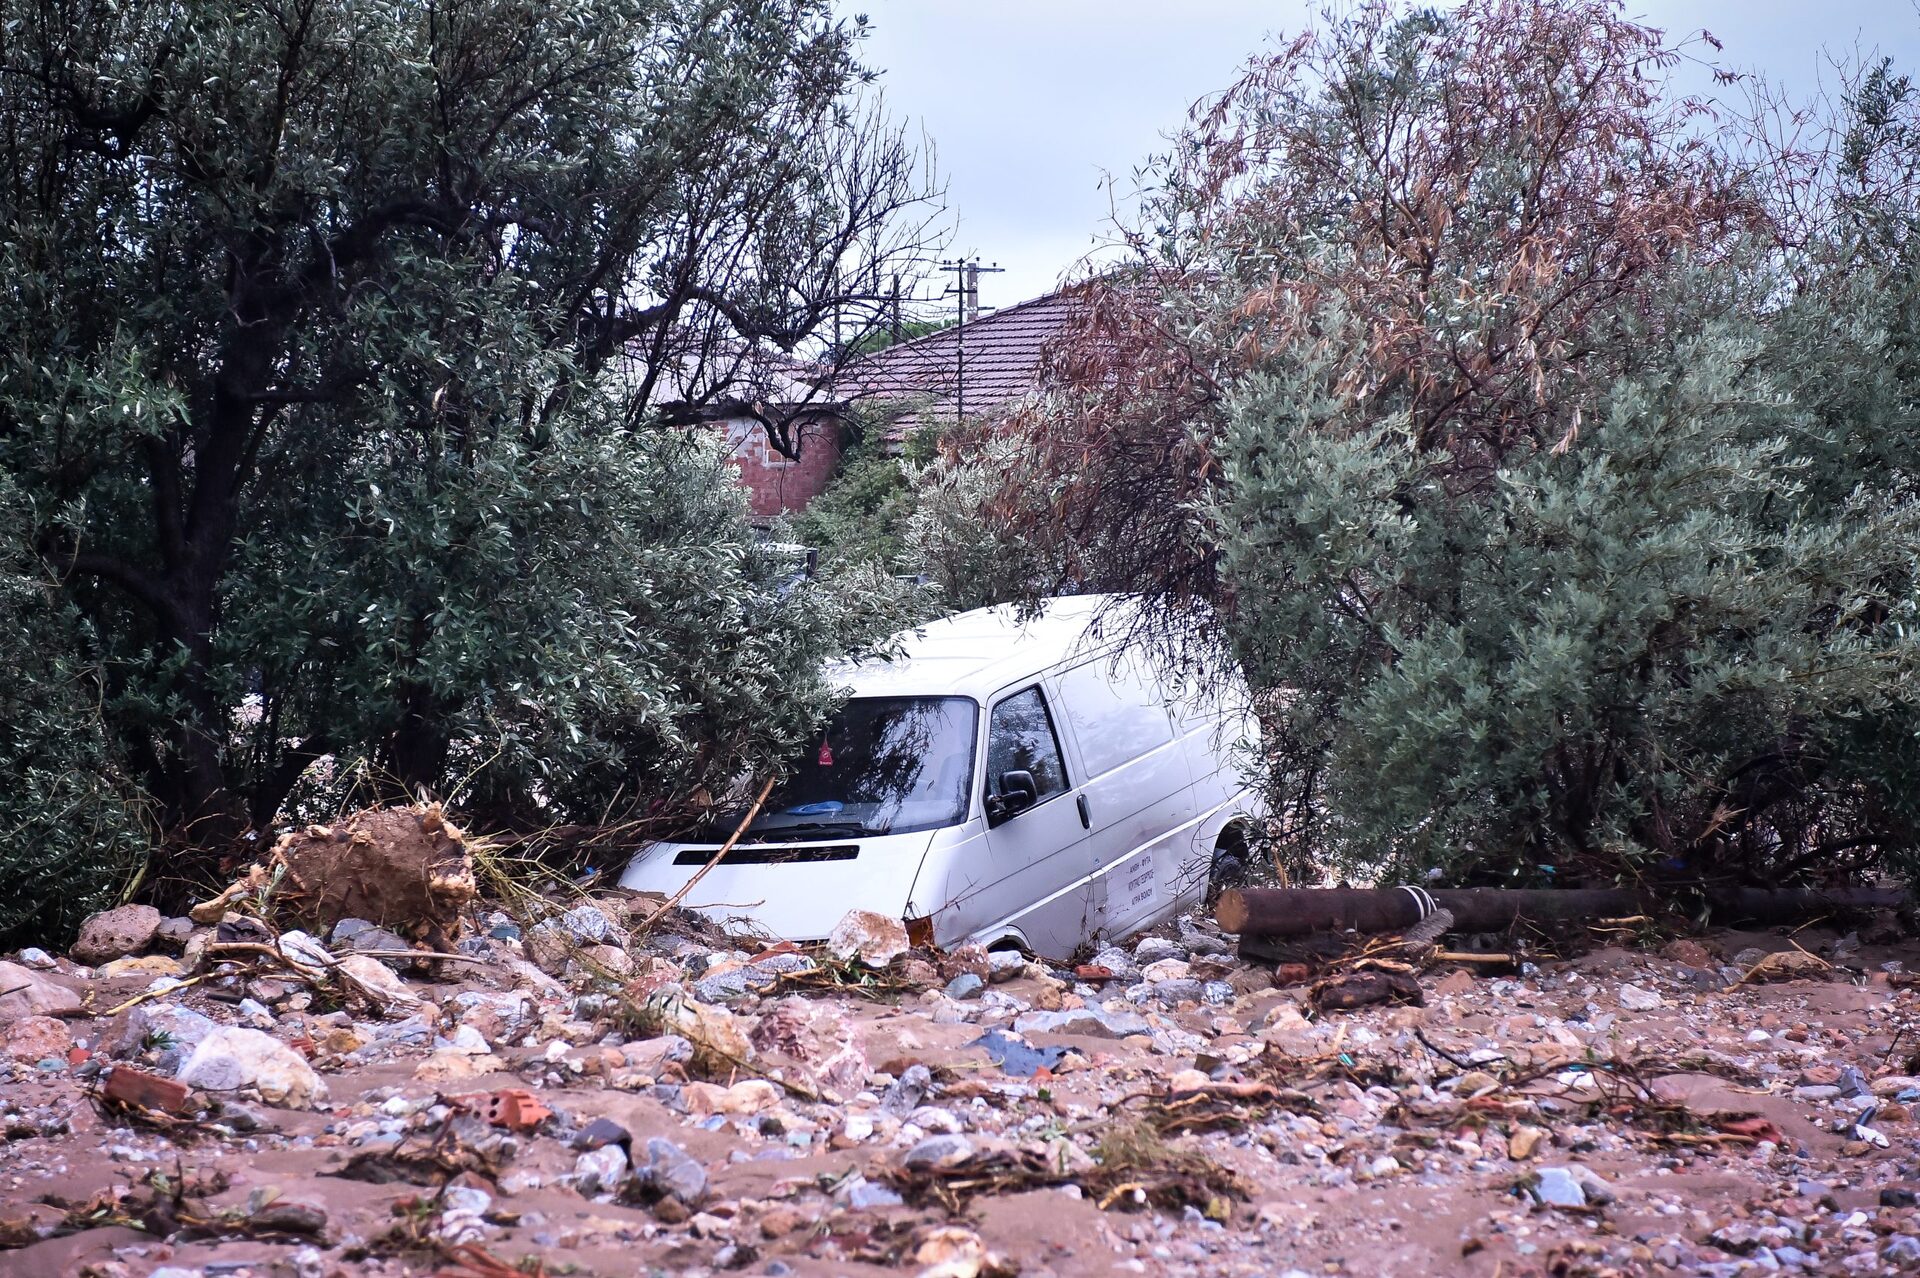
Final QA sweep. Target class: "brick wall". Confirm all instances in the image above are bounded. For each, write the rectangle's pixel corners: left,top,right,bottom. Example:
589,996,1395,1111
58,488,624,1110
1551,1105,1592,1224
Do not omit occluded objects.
716,412,846,519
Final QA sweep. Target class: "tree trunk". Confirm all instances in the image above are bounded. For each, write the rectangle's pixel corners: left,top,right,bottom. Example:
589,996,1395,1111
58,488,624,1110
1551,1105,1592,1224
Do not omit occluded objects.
1216,884,1909,939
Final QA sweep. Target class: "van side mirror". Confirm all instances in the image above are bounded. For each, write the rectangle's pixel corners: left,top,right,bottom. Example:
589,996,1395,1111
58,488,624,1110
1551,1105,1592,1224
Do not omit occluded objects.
986,769,1038,827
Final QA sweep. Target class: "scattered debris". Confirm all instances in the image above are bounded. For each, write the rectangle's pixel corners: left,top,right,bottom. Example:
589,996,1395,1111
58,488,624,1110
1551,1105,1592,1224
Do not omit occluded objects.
1739,948,1832,984
969,1028,1068,1077
100,1065,192,1115
1217,884,1908,940
1309,967,1424,1011
5,823,1920,1277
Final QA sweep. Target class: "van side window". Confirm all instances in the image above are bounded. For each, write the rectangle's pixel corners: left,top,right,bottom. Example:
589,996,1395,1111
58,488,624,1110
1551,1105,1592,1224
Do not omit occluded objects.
985,686,1069,802
1055,652,1176,777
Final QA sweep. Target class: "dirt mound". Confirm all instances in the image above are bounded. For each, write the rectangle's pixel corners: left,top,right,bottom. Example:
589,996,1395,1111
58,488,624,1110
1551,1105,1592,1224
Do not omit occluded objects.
192,804,477,950
268,804,476,948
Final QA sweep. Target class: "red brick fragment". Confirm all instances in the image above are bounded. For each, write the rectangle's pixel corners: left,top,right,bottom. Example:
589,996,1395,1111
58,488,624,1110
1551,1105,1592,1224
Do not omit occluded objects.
104,1065,191,1114
452,1087,553,1132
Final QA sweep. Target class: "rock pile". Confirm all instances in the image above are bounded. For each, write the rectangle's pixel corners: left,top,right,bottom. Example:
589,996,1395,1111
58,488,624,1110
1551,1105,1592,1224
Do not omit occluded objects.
0,864,1917,1277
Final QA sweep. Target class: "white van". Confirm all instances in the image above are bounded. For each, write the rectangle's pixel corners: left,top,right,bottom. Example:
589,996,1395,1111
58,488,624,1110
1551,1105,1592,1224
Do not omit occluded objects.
619,595,1262,958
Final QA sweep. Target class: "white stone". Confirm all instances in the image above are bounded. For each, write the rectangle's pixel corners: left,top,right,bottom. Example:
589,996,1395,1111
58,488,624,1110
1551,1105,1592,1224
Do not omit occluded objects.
333,953,421,1012
827,909,910,968
1617,983,1663,1011
177,1026,329,1109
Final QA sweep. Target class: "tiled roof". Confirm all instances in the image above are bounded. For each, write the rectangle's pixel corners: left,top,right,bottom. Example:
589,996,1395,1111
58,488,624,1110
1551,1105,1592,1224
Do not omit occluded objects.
831,291,1073,439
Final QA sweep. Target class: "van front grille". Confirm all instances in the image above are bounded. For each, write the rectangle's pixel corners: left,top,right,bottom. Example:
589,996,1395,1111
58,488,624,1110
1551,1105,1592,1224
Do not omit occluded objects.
671,844,860,866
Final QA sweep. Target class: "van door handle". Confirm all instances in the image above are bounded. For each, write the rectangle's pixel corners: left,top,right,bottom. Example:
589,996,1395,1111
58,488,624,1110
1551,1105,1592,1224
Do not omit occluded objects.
1076,794,1091,829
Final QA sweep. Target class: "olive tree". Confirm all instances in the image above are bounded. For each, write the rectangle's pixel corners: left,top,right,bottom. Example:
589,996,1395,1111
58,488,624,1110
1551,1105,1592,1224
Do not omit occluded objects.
0,0,940,877
968,0,1920,884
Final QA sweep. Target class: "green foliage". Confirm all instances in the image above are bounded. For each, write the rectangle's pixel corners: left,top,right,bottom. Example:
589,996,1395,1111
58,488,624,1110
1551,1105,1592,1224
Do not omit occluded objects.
905,435,1074,613
787,417,945,571
1214,276,1920,884
0,0,933,862
0,481,149,948
843,318,954,356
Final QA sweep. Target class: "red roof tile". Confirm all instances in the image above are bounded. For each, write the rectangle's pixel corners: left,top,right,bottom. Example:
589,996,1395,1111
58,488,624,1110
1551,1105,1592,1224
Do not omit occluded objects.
831,291,1073,440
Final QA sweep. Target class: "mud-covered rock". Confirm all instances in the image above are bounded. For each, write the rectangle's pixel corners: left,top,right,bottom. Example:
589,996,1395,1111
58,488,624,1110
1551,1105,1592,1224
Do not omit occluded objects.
71,904,163,965
214,803,476,949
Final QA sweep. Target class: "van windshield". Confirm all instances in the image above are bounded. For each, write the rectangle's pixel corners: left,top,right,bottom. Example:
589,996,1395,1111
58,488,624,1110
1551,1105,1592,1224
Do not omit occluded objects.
697,696,979,842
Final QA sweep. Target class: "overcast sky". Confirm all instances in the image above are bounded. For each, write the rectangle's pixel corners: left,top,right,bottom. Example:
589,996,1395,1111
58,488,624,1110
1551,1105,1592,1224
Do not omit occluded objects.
848,1,1920,313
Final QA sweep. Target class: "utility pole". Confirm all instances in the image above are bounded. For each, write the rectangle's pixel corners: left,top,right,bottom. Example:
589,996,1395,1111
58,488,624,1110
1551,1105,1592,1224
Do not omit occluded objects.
939,257,1003,424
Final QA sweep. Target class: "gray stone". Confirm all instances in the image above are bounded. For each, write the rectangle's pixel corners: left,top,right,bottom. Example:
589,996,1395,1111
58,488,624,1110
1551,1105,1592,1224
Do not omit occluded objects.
332,918,415,963
1148,978,1204,1005
372,1014,437,1048
1531,1166,1587,1208
880,1063,932,1118
437,1024,492,1055
1088,947,1140,979
751,953,815,978
442,1185,493,1216
1568,1164,1615,1205
249,1200,329,1237
1884,1237,1920,1264
691,965,781,1003
15,948,54,969
637,1137,707,1204
944,973,985,1000
903,1134,975,1170
1618,983,1663,1011
112,1003,219,1071
1013,1006,1151,1039
836,1175,904,1210
986,949,1027,982
529,904,628,969
1133,937,1186,965
906,1105,964,1134
1710,1222,1768,1255
573,1144,630,1196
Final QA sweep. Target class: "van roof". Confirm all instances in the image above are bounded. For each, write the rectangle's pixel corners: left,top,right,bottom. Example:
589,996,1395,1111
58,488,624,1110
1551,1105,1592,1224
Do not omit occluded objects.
830,594,1134,701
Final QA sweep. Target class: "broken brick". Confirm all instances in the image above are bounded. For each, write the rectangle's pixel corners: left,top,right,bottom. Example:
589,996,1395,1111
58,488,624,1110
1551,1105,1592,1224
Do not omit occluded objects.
103,1065,192,1114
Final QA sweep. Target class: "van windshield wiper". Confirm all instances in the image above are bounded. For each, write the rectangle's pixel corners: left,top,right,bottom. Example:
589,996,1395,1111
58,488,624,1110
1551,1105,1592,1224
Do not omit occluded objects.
751,819,874,839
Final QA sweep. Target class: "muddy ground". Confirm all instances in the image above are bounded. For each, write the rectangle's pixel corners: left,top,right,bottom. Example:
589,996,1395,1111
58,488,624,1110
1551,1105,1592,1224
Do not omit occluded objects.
3,898,1919,1278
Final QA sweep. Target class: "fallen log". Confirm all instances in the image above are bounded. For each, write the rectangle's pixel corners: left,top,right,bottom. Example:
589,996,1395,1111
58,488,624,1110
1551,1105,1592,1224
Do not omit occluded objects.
1216,884,1907,939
